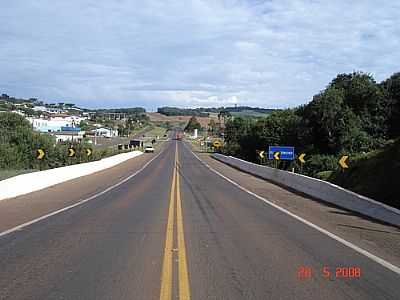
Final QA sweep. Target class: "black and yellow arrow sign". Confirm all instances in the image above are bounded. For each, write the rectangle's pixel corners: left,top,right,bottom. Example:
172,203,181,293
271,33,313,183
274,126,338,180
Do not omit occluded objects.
85,148,92,157
273,151,281,160
339,155,349,169
68,148,76,157
36,149,45,160
298,153,306,164
213,140,222,148
259,150,265,159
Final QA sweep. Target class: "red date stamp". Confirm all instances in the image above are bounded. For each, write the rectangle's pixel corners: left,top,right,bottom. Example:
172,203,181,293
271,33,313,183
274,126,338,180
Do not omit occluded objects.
297,265,362,280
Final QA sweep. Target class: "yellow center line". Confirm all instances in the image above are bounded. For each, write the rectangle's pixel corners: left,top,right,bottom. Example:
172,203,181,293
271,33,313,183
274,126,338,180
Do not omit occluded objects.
159,145,176,300
159,142,191,300
176,147,191,300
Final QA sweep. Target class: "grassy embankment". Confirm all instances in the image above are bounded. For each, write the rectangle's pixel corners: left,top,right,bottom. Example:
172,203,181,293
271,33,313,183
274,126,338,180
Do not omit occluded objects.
326,139,400,209
0,169,38,181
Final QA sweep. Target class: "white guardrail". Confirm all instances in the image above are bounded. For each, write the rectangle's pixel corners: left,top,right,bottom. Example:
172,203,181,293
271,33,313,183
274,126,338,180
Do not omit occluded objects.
212,153,400,227
0,151,143,201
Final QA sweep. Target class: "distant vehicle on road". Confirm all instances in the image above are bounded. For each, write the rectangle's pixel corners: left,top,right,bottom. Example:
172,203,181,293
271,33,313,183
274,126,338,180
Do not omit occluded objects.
176,132,183,140
144,146,155,153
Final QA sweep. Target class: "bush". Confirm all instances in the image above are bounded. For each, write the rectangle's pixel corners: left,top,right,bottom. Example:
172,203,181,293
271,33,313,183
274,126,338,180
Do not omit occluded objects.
0,112,124,172
302,155,338,177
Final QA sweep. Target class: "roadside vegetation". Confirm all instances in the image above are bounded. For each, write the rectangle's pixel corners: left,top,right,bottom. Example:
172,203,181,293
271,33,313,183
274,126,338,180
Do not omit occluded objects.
222,71,400,206
329,139,400,208
0,112,132,179
184,116,202,132
144,126,168,139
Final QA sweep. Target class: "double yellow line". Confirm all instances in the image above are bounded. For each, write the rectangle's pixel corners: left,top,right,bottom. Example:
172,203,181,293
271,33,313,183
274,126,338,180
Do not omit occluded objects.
160,143,191,300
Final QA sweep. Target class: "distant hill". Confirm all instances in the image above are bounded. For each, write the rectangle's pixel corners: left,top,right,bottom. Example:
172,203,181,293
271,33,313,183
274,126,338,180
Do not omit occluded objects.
223,106,275,114
157,107,209,117
157,106,275,117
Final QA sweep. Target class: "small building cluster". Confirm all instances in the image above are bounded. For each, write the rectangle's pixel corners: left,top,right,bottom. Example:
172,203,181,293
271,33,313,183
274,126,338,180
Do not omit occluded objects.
0,95,121,144
27,115,86,133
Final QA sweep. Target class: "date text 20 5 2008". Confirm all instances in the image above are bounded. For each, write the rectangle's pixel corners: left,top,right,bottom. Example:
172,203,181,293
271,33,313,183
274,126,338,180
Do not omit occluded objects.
297,266,361,280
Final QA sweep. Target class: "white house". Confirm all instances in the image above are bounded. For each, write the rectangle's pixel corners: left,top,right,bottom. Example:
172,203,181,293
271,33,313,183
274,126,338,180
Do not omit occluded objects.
52,131,86,143
91,127,118,138
27,115,85,132
32,106,47,112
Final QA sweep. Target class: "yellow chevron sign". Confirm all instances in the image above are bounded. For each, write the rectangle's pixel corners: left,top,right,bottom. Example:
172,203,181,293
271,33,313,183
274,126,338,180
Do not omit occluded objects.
213,140,222,148
298,153,306,164
36,149,45,160
259,150,265,159
273,151,281,160
85,148,92,157
339,155,349,169
68,148,76,157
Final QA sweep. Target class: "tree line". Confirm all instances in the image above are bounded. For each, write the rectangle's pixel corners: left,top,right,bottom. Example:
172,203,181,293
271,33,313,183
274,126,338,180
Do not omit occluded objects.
157,107,210,117
223,72,400,176
0,112,121,171
157,106,276,117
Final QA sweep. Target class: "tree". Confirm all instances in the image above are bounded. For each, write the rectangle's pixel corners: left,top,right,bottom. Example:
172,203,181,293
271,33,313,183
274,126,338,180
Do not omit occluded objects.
208,119,217,136
380,72,400,137
224,117,254,157
79,121,90,131
0,112,54,169
118,124,128,137
300,86,371,154
331,72,390,138
231,109,303,161
184,116,201,132
218,110,232,126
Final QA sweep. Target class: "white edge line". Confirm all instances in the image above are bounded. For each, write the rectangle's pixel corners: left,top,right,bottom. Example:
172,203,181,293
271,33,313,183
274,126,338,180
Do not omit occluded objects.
185,144,400,275
0,149,165,239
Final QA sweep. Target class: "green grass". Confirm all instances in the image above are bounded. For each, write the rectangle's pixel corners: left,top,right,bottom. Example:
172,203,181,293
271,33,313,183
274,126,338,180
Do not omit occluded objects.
315,170,334,181
329,139,400,209
0,169,38,181
144,126,167,138
139,126,168,149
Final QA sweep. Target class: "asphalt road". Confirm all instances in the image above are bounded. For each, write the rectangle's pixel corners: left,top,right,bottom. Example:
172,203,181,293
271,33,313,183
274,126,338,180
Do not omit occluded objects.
0,139,399,299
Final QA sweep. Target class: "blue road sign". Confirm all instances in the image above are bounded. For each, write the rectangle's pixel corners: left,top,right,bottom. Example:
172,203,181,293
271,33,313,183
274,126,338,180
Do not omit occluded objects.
268,146,295,160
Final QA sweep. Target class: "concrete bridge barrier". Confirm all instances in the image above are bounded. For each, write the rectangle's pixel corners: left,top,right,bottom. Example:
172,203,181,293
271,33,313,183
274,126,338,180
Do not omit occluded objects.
212,153,400,227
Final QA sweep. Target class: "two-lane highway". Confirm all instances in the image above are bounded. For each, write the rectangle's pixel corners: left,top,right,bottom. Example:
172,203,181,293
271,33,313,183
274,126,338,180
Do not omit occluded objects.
0,139,399,299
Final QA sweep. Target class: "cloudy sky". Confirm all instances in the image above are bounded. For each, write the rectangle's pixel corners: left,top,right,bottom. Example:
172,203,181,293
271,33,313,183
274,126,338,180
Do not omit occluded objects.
1,1,399,110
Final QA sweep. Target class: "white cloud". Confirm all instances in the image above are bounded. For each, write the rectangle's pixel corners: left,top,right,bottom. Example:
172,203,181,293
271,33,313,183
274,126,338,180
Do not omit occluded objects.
0,0,399,109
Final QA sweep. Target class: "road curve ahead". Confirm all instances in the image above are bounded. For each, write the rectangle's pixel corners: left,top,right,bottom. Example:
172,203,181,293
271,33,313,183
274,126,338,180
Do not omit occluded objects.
0,139,399,299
